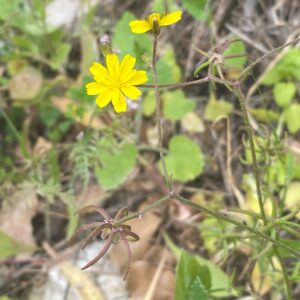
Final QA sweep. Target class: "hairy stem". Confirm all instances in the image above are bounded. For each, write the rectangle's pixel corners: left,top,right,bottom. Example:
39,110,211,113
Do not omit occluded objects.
151,35,171,192
140,74,233,90
239,36,300,81
235,87,293,299
118,193,300,259
235,88,267,225
115,195,172,225
174,194,300,259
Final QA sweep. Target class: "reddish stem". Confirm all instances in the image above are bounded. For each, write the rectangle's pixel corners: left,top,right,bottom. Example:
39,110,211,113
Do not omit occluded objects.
81,232,114,270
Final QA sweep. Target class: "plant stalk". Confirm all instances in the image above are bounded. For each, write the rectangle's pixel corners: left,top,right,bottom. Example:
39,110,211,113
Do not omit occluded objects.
235,87,293,299
151,35,171,192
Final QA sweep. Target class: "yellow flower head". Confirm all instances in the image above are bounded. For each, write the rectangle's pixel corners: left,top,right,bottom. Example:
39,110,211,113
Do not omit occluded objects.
86,54,148,113
129,11,182,34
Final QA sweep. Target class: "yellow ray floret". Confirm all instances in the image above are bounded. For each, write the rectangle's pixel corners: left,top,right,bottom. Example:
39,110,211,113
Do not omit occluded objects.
86,54,148,113
129,11,182,34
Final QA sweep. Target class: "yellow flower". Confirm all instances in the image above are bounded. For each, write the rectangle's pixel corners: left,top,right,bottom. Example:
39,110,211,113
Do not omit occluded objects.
129,11,182,34
86,54,148,113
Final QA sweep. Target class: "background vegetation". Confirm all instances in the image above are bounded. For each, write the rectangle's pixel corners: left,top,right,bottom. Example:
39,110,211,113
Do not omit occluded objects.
0,0,300,299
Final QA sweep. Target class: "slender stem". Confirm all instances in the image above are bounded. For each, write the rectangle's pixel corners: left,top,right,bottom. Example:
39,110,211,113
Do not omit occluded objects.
174,194,300,259
115,195,171,225
140,74,233,90
235,88,267,225
116,192,300,259
235,88,293,299
274,247,293,300
141,76,209,89
151,35,171,192
239,36,300,81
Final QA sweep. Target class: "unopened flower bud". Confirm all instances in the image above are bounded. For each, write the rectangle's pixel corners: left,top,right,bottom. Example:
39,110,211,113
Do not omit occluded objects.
152,18,160,36
100,35,112,56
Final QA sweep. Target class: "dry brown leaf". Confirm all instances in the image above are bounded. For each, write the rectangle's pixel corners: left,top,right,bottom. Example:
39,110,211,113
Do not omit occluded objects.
181,112,205,133
146,126,158,146
0,185,39,246
0,65,5,76
9,67,42,100
77,184,108,207
144,245,176,267
127,260,174,300
33,137,53,157
52,96,105,129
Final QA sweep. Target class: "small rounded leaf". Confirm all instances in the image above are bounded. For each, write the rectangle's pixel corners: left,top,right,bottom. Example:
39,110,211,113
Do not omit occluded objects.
161,135,204,182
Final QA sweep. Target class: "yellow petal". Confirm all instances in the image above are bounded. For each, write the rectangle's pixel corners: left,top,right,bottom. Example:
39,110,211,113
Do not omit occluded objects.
86,82,106,95
121,85,141,100
113,94,127,113
159,11,182,26
125,70,148,86
120,69,137,85
96,76,114,88
111,88,120,105
95,89,112,108
106,54,120,80
89,62,108,78
129,20,152,33
120,54,136,79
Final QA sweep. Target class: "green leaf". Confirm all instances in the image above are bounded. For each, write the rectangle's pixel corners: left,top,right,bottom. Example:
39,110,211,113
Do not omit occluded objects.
143,90,156,117
96,143,137,190
0,230,34,259
267,158,287,187
276,239,300,257
283,104,300,133
0,0,22,20
51,43,71,69
181,0,209,20
45,29,71,69
273,82,296,107
175,251,210,300
152,0,179,11
66,201,78,239
68,77,92,105
188,277,210,300
204,97,233,121
165,232,236,298
249,108,279,122
261,67,282,86
0,296,12,300
290,154,300,180
0,0,55,35
163,90,196,120
80,26,98,76
162,135,204,182
223,40,247,69
261,48,300,85
147,46,181,84
112,12,152,65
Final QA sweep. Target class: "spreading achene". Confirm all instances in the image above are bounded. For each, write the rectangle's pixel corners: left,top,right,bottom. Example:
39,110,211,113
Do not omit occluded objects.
86,54,148,113
129,11,182,34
